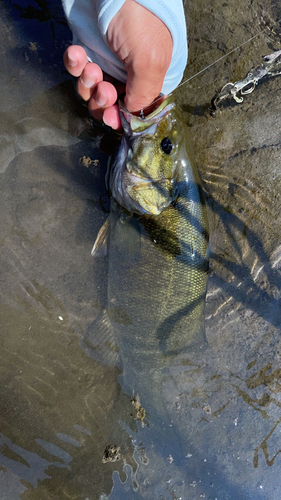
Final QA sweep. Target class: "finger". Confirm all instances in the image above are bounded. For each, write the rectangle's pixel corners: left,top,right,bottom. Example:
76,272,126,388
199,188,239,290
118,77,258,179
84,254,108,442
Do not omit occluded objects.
88,80,118,120
103,104,122,130
77,63,103,101
103,74,126,97
63,45,88,77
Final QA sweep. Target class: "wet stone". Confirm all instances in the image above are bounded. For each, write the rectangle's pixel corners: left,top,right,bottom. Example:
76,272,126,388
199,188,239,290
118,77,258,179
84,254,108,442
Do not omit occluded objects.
102,445,121,464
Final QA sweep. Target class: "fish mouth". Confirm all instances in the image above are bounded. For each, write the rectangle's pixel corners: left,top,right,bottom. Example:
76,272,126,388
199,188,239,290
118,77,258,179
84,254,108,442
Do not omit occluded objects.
118,95,176,134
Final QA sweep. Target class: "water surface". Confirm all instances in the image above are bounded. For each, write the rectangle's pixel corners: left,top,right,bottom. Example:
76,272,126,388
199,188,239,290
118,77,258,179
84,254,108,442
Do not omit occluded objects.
1,0,281,498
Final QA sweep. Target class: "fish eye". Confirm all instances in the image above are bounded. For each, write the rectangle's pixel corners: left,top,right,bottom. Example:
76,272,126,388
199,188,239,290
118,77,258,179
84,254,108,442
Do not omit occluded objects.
160,137,173,155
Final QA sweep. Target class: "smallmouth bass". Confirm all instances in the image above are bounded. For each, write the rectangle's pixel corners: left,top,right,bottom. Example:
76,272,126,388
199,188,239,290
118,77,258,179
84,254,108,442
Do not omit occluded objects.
93,95,209,363
91,95,209,497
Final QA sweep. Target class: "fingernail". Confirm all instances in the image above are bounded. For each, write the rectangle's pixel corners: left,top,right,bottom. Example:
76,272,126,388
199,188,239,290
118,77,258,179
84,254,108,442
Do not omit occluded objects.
103,115,111,127
96,90,107,107
81,74,96,88
67,54,77,67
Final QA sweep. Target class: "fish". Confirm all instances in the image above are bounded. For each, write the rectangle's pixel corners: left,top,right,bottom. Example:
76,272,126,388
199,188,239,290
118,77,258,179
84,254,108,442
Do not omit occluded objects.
91,95,209,498
93,95,209,354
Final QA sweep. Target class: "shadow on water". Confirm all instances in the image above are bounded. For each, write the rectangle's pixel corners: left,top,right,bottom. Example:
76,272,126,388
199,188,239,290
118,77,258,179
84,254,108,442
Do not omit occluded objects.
2,0,71,81
207,197,281,326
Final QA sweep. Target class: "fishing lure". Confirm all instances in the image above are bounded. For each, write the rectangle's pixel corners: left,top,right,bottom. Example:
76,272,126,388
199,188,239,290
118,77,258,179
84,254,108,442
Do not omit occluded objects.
210,48,281,114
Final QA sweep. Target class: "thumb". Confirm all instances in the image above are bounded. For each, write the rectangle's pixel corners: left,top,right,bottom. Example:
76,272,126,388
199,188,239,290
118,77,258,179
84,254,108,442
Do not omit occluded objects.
124,35,172,113
107,0,172,113
124,46,171,113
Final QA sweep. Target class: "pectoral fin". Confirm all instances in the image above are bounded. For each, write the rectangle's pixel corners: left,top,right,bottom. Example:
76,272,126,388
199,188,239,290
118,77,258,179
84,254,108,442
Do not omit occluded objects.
91,218,110,257
111,213,141,265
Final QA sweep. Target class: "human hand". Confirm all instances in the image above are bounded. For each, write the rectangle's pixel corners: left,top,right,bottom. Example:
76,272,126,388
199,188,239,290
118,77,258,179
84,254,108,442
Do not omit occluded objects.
63,0,173,130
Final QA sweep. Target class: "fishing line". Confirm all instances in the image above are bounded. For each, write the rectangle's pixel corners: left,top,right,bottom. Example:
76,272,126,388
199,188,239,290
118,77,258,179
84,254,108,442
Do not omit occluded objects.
141,23,274,112
173,27,268,90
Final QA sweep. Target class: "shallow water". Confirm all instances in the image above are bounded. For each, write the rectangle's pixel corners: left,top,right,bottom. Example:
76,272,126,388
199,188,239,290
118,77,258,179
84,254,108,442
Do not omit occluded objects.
1,0,281,499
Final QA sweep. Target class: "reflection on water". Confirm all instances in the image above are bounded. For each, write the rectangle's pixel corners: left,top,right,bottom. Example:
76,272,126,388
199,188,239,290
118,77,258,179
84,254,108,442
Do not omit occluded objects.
1,0,281,499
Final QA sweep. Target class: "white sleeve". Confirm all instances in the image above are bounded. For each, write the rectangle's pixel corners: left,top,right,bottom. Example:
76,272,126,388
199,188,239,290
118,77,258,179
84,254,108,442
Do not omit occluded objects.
62,0,187,94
